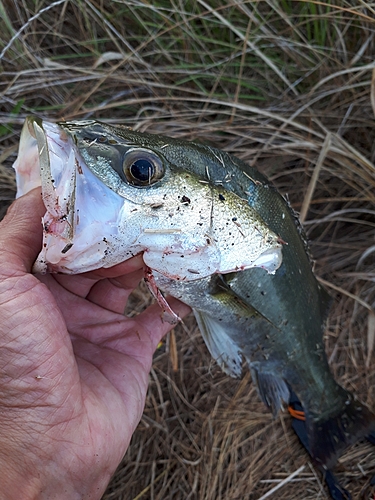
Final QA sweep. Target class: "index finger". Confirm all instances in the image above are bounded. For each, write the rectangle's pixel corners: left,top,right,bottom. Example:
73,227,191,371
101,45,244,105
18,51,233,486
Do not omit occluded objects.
84,254,145,280
44,255,146,299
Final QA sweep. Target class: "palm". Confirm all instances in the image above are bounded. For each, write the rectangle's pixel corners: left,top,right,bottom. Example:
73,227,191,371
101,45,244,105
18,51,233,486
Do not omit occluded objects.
0,190,190,498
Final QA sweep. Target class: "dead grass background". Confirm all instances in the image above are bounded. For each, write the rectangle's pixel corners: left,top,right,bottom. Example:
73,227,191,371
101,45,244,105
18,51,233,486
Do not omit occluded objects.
1,1,375,498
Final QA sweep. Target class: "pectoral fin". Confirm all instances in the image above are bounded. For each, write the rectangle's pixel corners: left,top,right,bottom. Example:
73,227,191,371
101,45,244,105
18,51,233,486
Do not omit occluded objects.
193,309,243,378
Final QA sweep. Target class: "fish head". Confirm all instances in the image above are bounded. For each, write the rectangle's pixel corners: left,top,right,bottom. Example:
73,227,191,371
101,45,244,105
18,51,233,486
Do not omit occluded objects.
13,117,283,278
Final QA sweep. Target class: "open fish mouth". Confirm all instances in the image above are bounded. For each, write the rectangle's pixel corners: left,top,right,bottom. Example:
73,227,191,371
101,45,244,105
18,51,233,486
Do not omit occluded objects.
13,117,125,273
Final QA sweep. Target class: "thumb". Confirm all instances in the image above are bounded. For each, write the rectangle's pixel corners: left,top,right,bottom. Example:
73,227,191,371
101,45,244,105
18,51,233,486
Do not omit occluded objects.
0,188,44,273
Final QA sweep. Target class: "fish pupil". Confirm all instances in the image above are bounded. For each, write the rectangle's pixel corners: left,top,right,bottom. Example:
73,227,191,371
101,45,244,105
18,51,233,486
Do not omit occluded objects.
130,159,153,182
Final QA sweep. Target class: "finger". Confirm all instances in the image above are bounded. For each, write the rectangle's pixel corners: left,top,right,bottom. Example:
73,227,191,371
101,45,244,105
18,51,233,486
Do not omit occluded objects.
0,188,44,273
136,297,191,351
44,273,98,298
75,298,191,373
84,254,145,280
48,255,145,299
85,269,144,314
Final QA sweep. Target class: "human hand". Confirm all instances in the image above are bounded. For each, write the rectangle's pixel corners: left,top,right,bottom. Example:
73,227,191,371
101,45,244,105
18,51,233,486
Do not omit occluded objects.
0,189,190,500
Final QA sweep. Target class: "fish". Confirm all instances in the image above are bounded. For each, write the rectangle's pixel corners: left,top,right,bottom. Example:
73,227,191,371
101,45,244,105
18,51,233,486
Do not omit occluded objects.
13,116,375,474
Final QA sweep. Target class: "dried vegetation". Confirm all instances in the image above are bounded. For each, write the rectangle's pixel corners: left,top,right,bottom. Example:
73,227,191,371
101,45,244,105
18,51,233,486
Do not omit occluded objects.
1,0,375,498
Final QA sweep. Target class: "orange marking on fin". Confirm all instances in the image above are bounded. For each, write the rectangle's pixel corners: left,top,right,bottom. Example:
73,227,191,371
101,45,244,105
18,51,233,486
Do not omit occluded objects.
288,405,306,421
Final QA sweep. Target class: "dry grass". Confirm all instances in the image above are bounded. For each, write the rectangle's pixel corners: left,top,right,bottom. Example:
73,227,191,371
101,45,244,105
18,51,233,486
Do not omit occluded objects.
1,1,375,498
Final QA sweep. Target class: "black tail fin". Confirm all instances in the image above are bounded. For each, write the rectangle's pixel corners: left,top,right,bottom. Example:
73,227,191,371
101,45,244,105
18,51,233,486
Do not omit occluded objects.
289,393,353,499
306,394,375,469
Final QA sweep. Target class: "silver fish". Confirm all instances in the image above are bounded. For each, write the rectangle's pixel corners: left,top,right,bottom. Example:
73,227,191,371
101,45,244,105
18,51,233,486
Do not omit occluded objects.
13,117,375,471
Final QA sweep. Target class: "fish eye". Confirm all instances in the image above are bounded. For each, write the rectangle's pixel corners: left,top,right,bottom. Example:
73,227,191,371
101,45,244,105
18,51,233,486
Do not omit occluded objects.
123,148,164,186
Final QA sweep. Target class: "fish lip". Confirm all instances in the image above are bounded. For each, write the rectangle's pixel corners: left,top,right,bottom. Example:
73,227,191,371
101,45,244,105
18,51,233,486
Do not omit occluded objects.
27,118,79,272
29,118,57,212
25,115,42,139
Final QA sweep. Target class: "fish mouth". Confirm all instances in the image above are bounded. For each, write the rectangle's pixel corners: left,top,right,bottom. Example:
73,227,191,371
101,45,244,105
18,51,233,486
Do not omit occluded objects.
13,117,124,273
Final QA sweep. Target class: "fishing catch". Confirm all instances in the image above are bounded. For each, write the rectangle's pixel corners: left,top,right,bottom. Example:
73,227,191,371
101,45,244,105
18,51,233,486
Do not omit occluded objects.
14,117,375,491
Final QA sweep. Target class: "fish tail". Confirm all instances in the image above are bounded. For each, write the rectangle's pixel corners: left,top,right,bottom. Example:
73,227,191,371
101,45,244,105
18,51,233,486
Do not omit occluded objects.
305,394,375,468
